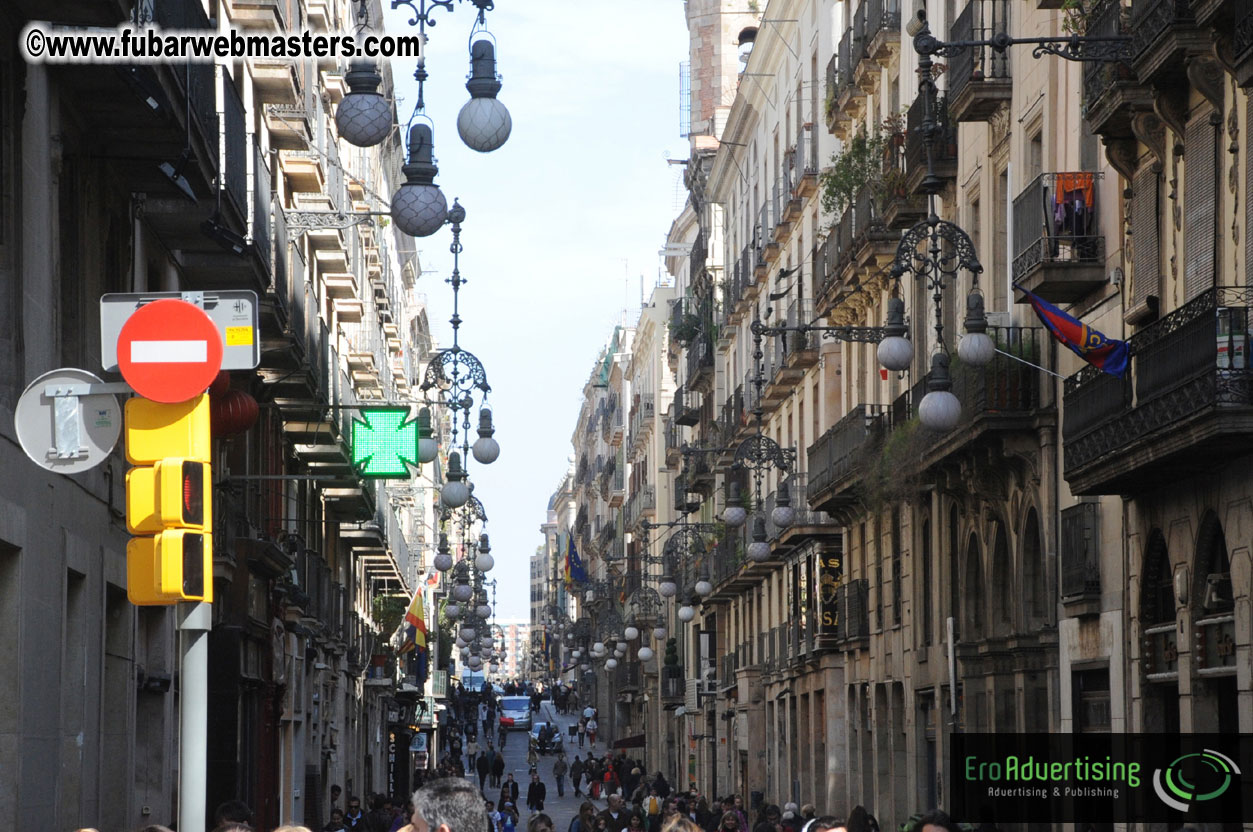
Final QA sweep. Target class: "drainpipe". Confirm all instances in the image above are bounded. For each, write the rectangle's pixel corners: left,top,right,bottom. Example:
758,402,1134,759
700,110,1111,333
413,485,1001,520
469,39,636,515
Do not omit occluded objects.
132,195,148,293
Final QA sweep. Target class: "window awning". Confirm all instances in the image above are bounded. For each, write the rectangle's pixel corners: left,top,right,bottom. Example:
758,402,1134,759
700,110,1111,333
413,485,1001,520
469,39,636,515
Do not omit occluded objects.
613,733,647,749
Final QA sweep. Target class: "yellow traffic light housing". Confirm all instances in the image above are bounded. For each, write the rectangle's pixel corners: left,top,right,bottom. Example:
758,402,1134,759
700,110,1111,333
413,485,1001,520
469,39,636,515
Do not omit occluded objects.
127,531,213,605
124,395,213,606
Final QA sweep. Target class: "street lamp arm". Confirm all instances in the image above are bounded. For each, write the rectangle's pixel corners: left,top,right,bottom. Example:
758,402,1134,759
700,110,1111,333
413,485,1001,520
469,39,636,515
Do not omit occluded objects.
914,28,1131,64
751,320,887,344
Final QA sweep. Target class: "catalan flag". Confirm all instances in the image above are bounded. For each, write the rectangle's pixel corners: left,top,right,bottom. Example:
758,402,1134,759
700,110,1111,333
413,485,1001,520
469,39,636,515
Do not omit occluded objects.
391,585,428,655
1019,286,1129,377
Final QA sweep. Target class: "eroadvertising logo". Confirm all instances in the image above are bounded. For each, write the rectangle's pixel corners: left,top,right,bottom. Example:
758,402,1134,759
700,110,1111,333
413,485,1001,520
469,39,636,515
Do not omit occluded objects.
1152,749,1241,812
952,734,1252,824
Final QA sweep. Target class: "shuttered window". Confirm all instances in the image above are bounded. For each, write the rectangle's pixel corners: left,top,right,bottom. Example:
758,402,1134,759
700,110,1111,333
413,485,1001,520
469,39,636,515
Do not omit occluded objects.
1131,166,1161,307
1247,93,1253,287
1184,110,1217,301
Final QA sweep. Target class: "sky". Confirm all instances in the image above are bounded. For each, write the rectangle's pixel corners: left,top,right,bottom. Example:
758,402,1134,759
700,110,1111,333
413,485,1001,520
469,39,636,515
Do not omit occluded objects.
380,2,692,620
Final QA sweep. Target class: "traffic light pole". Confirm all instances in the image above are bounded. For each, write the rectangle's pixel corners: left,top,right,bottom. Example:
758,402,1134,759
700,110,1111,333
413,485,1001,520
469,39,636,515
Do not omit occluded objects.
178,601,212,832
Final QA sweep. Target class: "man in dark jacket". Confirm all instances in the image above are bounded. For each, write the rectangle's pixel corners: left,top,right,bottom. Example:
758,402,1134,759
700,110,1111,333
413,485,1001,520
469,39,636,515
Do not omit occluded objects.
570,755,585,797
476,750,492,792
598,795,630,832
491,750,506,788
503,773,520,806
526,772,547,813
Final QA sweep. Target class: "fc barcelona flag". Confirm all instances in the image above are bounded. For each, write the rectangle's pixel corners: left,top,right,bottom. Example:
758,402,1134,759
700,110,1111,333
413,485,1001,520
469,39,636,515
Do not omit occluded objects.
1019,286,1129,377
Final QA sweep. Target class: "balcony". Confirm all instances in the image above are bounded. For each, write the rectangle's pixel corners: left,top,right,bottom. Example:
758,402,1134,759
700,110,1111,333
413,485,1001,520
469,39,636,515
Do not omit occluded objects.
909,326,1046,459
850,183,901,274
758,200,780,265
807,404,894,514
664,410,683,468
630,394,656,453
1194,0,1253,86
686,336,716,392
227,0,295,29
879,139,928,231
832,27,869,140
773,472,836,550
824,54,843,136
1012,172,1107,302
832,579,871,648
625,486,657,530
1130,0,1206,85
610,395,625,447
813,234,841,315
674,386,701,428
776,170,800,237
947,0,1013,123
279,150,326,193
1061,502,1102,614
853,0,902,92
1082,0,1152,141
863,0,902,64
790,126,819,200
1063,288,1253,495
904,93,958,195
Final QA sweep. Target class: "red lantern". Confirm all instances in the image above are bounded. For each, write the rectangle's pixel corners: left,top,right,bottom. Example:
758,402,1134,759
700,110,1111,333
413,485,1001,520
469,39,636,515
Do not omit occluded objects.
211,389,259,435
208,370,231,397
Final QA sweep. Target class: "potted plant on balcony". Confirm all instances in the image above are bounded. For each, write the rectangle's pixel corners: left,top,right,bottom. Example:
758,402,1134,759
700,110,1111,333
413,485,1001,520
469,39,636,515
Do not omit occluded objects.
820,129,887,216
670,312,705,347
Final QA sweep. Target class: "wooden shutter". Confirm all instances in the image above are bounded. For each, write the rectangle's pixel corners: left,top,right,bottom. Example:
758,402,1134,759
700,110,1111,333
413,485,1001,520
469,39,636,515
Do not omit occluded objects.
1247,93,1253,288
1131,166,1161,306
1184,111,1217,300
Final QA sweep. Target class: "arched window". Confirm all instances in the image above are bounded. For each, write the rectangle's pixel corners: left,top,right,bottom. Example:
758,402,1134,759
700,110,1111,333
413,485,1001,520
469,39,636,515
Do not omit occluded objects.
1021,509,1047,627
1141,530,1173,626
1193,512,1233,616
990,520,1011,632
964,532,984,639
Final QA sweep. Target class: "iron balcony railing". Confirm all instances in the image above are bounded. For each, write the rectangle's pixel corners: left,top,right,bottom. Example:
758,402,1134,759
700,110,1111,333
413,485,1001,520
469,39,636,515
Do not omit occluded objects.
784,471,832,528
686,335,715,388
837,27,856,93
807,404,893,499
630,393,656,442
251,141,272,272
220,66,248,222
865,0,902,48
1130,0,1195,61
757,200,773,256
720,385,746,442
815,234,840,300
790,125,817,192
155,0,218,172
625,485,656,529
1063,288,1253,472
835,579,871,644
719,652,738,688
691,227,708,281
1012,172,1105,282
948,0,1011,106
1083,0,1131,113
853,2,868,67
905,93,958,186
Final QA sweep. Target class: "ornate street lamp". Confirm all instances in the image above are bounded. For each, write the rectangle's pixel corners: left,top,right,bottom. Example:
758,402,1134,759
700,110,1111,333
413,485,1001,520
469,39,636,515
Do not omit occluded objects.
883,5,1129,430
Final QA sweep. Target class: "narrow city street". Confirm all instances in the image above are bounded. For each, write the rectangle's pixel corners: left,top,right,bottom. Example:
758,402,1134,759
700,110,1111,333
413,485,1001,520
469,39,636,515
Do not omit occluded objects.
476,702,588,831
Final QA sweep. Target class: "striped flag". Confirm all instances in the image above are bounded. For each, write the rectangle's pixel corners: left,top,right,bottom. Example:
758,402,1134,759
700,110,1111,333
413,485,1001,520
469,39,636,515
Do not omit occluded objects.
392,586,428,655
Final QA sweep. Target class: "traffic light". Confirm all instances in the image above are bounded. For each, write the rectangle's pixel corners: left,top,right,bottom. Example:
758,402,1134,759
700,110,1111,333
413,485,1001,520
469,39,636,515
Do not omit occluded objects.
124,395,213,605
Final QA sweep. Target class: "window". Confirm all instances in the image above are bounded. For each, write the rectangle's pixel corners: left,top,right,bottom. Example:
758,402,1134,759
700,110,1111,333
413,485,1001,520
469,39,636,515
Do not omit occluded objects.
1073,667,1111,733
1131,165,1161,312
921,517,933,645
1028,131,1043,183
891,507,902,626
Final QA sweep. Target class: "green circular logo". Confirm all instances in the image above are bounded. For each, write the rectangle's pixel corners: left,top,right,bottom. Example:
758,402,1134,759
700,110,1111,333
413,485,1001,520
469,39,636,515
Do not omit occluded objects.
1153,750,1241,812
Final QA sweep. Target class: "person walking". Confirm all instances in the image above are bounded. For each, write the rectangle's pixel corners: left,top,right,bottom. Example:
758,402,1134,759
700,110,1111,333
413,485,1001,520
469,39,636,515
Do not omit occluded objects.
503,773,520,807
476,750,491,793
586,717,598,750
577,717,587,748
526,772,548,814
570,755,585,797
553,755,568,798
491,750,506,788
499,721,509,749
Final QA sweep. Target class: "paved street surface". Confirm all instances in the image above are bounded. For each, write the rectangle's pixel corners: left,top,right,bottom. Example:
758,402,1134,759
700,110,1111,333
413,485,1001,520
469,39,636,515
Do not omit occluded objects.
475,700,593,832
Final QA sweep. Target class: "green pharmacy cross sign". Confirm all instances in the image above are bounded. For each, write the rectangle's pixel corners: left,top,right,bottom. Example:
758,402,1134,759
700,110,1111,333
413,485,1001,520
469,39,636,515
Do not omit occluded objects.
351,407,420,478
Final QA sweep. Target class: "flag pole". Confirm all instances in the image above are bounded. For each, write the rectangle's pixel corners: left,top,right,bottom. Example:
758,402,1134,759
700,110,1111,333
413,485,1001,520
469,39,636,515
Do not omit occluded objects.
993,348,1064,378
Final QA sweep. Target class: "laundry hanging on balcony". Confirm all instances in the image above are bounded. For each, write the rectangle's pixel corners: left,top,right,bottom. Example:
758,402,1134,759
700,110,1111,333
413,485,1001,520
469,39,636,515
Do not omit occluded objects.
1051,172,1097,258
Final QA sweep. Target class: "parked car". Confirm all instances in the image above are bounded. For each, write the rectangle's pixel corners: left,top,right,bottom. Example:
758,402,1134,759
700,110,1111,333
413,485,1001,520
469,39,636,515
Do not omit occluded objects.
499,696,531,731
530,721,564,754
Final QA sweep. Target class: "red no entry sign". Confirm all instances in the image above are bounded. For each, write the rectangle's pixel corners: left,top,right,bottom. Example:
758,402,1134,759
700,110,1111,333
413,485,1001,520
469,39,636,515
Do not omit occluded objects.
117,299,224,403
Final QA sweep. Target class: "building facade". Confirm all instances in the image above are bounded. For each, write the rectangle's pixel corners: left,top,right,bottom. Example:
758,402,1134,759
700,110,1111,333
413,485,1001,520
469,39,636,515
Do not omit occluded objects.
0,0,446,827
552,0,1253,828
